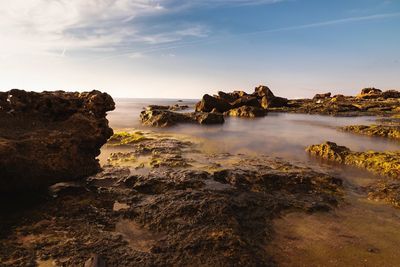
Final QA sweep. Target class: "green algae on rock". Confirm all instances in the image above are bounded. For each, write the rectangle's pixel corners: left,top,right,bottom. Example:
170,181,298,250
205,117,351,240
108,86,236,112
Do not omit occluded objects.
306,142,400,179
107,131,150,146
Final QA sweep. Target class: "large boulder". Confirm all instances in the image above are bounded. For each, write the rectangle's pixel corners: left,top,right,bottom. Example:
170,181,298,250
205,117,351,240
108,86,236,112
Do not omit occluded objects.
255,85,288,109
195,94,231,113
254,85,275,99
0,89,115,193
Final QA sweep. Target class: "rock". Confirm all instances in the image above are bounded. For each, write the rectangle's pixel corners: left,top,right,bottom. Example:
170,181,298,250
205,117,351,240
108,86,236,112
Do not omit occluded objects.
226,106,266,117
341,125,400,141
84,254,107,267
254,85,275,98
0,89,115,194
194,112,225,124
217,91,238,103
231,95,261,109
382,90,400,99
313,92,331,100
330,94,345,102
357,88,382,99
146,104,189,111
195,94,231,113
306,142,350,163
140,108,224,127
307,142,400,178
261,95,288,109
140,109,192,127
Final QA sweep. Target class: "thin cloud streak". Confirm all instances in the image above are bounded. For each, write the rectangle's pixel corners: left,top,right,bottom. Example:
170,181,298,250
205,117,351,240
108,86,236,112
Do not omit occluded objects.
98,12,400,60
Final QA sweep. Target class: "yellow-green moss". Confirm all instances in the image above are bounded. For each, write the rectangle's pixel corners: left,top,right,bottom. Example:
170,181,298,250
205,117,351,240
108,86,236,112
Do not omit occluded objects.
307,142,400,178
108,131,150,146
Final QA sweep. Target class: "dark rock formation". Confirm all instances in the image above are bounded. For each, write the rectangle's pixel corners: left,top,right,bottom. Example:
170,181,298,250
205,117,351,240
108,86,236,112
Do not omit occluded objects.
195,85,288,116
357,88,382,99
225,106,266,117
382,90,400,99
140,108,224,127
195,94,231,113
313,92,331,100
0,89,115,193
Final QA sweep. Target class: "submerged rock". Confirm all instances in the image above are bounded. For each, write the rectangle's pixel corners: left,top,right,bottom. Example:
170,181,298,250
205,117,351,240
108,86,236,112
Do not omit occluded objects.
0,89,115,193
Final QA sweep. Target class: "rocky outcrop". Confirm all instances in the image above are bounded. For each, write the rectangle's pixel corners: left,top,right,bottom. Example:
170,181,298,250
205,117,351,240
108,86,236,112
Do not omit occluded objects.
273,87,400,116
195,85,288,116
341,125,400,141
306,142,400,178
313,92,331,100
225,106,266,117
0,89,115,193
140,108,224,127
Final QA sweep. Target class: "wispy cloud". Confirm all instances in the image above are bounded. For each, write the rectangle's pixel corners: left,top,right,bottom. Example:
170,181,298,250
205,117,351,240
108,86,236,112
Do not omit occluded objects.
0,0,286,58
96,11,400,60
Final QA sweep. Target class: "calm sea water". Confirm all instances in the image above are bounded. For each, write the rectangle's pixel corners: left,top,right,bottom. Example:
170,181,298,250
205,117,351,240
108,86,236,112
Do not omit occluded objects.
107,98,399,161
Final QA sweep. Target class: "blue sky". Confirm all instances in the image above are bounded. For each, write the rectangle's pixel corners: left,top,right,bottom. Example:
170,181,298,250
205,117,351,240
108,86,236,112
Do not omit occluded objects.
0,0,399,98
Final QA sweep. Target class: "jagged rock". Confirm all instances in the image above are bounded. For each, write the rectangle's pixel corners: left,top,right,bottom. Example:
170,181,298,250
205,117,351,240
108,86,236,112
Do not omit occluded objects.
140,109,224,127
195,94,231,113
217,91,238,103
194,112,225,124
261,95,288,109
231,95,261,109
254,85,275,98
225,106,266,117
307,142,400,178
313,92,331,100
382,90,400,99
0,89,115,193
357,88,382,99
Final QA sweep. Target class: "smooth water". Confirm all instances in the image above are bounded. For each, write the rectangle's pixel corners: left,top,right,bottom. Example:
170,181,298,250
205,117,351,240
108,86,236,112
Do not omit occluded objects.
108,98,399,158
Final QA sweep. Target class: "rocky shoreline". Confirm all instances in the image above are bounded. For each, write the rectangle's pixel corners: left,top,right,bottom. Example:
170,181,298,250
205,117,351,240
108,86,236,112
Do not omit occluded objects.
1,87,399,266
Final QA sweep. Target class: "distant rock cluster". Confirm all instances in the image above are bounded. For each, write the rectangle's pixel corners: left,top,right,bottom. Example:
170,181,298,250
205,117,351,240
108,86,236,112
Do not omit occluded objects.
195,85,288,117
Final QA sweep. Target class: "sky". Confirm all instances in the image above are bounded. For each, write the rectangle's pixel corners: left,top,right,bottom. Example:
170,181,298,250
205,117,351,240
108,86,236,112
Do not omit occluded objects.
0,0,399,99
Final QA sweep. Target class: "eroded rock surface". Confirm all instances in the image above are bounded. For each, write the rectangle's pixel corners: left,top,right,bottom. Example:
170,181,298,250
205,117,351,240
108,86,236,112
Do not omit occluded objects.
195,85,288,116
306,141,400,208
140,109,224,127
0,132,343,266
0,89,115,193
341,125,400,141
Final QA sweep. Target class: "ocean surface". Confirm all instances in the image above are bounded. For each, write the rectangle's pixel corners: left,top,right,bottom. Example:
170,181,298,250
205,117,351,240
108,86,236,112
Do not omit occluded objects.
107,98,399,157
